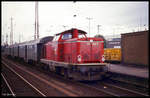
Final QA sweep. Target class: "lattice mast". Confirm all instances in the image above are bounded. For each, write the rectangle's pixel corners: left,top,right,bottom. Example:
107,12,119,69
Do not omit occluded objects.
34,1,39,40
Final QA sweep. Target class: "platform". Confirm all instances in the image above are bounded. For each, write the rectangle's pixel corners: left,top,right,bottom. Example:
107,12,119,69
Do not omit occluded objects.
108,64,149,79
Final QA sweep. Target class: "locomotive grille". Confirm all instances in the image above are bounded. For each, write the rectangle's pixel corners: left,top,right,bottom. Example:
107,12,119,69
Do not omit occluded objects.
82,52,100,61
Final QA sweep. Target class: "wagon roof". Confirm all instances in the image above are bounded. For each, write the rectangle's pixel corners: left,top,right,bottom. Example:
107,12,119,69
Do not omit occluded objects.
56,28,87,36
17,36,53,46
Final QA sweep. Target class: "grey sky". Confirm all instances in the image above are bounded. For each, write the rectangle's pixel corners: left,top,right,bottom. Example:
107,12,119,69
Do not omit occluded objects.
1,1,149,45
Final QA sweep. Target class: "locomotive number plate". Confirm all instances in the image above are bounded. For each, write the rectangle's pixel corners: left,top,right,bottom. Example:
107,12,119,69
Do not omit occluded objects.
87,43,90,45
93,42,98,45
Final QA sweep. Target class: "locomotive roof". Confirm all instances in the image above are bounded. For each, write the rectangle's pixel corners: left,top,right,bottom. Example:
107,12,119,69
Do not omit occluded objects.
56,28,87,36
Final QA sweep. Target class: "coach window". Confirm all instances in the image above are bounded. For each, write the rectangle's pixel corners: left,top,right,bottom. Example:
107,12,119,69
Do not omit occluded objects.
62,33,72,40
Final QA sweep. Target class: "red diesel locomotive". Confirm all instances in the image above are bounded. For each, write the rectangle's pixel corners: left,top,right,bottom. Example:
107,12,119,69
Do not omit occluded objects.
41,28,108,80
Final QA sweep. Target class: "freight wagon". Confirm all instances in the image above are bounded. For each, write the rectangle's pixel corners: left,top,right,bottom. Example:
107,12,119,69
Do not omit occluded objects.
104,38,121,62
104,48,121,62
121,30,149,66
106,40,121,48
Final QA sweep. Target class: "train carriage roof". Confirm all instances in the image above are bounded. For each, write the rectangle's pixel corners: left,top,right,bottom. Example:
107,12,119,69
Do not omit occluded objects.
8,36,53,47
20,36,53,46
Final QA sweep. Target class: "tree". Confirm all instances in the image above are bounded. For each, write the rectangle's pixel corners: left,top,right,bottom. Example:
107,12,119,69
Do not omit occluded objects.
94,34,107,48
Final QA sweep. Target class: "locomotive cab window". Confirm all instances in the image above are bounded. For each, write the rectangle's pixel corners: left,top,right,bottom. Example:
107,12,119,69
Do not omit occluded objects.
78,33,86,38
62,33,72,40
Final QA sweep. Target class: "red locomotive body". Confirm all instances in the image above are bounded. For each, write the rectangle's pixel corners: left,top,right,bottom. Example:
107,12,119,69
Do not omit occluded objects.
41,28,107,80
44,29,105,63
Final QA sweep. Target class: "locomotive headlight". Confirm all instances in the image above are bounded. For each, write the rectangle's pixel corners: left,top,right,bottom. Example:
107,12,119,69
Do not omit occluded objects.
77,55,82,62
102,55,105,62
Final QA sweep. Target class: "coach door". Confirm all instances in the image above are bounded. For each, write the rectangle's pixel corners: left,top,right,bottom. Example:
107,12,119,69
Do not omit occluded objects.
18,46,19,57
25,45,27,60
37,43,41,61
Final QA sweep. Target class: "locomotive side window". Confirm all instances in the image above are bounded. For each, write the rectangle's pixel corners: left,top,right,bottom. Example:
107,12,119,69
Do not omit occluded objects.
62,33,72,40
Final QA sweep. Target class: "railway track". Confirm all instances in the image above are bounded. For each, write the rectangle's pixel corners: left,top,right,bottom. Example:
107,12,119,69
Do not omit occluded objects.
101,82,149,96
78,80,148,97
2,56,148,97
92,82,148,96
38,62,149,97
1,73,15,96
106,78,149,95
107,72,149,88
1,65,45,96
1,60,76,96
2,57,113,96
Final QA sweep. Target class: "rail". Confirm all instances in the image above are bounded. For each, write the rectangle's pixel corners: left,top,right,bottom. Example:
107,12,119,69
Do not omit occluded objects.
2,57,114,96
2,61,46,97
3,56,148,97
1,73,16,97
101,82,149,96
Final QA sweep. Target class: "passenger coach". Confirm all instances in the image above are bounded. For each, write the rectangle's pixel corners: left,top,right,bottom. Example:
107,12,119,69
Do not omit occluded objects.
5,36,53,64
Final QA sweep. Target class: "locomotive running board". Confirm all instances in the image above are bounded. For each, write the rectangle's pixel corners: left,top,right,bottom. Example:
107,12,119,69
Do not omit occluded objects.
72,63,108,66
40,59,107,67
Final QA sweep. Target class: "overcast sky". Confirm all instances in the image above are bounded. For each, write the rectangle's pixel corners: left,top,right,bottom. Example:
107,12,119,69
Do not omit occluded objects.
1,1,149,45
